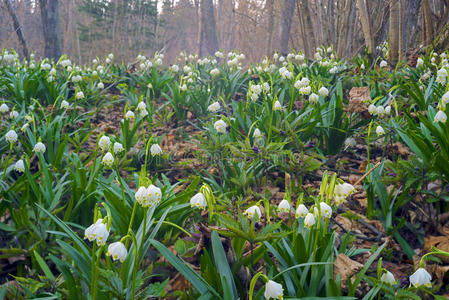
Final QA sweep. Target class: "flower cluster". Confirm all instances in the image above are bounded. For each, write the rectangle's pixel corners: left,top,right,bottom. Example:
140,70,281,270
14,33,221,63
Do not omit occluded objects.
135,185,162,208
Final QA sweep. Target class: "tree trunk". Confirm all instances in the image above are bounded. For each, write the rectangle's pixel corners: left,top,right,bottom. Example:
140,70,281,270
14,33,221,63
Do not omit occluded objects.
199,0,218,57
278,0,295,55
356,0,374,54
398,0,404,60
422,0,433,46
301,0,316,57
265,0,275,55
4,0,29,60
345,0,357,56
39,0,62,61
389,0,399,64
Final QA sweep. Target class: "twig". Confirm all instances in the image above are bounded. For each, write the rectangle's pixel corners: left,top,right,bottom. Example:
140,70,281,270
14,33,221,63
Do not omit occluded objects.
354,161,382,186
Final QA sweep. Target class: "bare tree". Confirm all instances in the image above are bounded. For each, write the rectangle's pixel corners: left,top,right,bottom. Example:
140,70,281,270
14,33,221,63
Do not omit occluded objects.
389,0,399,64
300,0,316,57
39,0,62,60
356,0,374,54
422,0,433,46
278,0,295,55
199,0,218,56
265,0,275,55
3,0,29,60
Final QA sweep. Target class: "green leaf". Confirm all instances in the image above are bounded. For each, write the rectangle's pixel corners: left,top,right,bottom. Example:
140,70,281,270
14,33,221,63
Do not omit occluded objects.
33,251,55,282
211,231,238,299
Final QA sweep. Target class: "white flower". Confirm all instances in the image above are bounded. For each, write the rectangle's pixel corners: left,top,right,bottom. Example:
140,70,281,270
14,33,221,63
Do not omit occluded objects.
61,100,69,109
180,84,187,91
376,106,385,116
140,109,148,118
410,268,432,288
210,68,220,77
335,183,355,198
99,136,111,152
264,280,283,300
150,144,162,156
0,103,9,113
273,100,282,111
416,58,424,68
10,110,19,119
84,219,103,242
295,204,309,218
380,60,388,68
75,91,84,100
381,271,396,285
21,123,29,132
319,87,329,97
250,84,262,95
215,51,224,58
278,199,290,213
253,128,262,139
137,101,147,111
14,160,25,173
243,205,261,219
434,110,447,123
309,93,319,104
299,86,311,95
190,192,207,209
125,110,135,120
170,64,179,72
41,62,51,70
5,130,18,144
147,83,153,89
376,126,385,136
344,138,356,148
93,222,109,246
320,202,332,218
361,63,365,70
442,91,449,106
368,104,376,115
102,152,114,167
146,184,162,207
304,213,316,228
207,101,221,113
214,120,227,133
107,241,128,262
135,186,149,206
385,106,391,115
263,82,270,93
72,75,82,83
97,82,104,89
113,142,124,154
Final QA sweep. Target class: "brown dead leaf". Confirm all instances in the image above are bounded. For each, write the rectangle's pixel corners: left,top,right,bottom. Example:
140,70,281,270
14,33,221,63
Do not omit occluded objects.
334,254,364,290
424,236,449,263
358,161,368,173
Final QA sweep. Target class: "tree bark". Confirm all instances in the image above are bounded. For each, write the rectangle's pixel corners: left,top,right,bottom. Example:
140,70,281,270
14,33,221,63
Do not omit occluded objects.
278,0,295,55
389,0,399,64
265,0,275,55
4,0,29,60
199,0,218,57
39,0,62,60
356,0,374,54
422,0,433,46
301,0,316,57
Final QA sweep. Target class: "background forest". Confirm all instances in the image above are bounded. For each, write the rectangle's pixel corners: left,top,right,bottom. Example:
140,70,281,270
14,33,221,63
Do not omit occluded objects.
1,0,449,64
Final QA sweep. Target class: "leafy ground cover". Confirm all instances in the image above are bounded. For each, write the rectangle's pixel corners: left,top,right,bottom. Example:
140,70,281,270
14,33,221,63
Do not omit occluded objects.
1,48,449,299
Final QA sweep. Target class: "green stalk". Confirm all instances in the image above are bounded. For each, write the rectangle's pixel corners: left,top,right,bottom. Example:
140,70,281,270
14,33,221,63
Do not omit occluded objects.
1,143,13,181
115,161,126,206
130,233,138,300
90,243,97,299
